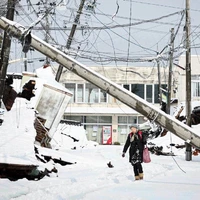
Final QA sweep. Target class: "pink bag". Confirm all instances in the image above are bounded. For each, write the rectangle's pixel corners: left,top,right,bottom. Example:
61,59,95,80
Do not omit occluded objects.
143,146,151,163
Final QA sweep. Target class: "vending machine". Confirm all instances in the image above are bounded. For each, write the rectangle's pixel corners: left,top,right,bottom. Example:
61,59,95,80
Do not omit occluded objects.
102,126,112,145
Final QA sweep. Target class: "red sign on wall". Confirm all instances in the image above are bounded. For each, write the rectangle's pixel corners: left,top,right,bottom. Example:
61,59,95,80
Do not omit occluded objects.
102,126,112,145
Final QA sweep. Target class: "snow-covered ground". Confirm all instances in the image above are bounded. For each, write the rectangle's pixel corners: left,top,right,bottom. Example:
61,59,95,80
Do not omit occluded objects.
0,144,200,200
0,102,200,200
1,100,200,200
0,69,200,200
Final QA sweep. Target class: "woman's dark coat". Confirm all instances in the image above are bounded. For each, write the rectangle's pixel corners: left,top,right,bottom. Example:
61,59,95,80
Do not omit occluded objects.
123,131,146,163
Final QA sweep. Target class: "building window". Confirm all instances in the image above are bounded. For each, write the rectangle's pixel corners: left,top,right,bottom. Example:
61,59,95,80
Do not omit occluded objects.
154,84,160,104
118,116,145,127
77,84,84,103
128,116,137,124
65,83,76,103
192,81,200,97
138,116,146,124
85,116,112,123
85,116,98,123
123,84,130,91
65,83,108,103
123,83,167,104
118,116,138,125
146,85,153,103
85,83,99,103
131,84,144,99
64,115,112,124
192,75,200,80
100,90,107,103
118,116,140,140
99,116,112,123
63,115,83,122
118,116,127,124
118,125,128,135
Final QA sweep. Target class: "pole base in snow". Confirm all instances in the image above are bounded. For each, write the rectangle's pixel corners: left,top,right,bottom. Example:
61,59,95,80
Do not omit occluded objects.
185,142,192,161
186,151,192,161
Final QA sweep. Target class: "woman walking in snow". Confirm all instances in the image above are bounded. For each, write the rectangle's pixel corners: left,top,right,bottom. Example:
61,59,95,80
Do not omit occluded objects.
122,125,146,180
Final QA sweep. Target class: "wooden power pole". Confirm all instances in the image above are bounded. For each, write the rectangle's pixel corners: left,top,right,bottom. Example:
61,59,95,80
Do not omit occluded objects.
157,59,162,105
55,0,86,81
0,0,16,107
167,28,174,115
44,0,51,65
185,0,192,161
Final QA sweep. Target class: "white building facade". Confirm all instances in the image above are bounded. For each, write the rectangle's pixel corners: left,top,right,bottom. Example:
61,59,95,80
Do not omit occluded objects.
58,65,172,144
177,55,200,102
57,56,200,144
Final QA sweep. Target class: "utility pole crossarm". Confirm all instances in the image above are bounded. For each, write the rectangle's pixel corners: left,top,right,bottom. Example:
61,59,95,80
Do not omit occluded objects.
0,17,200,149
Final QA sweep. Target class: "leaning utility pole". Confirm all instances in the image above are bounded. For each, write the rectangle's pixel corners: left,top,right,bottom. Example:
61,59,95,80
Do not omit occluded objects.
167,28,174,115
55,0,86,81
0,0,16,107
44,0,51,65
185,0,192,161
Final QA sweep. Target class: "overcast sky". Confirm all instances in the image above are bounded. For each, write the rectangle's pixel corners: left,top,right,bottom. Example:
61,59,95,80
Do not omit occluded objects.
5,0,200,72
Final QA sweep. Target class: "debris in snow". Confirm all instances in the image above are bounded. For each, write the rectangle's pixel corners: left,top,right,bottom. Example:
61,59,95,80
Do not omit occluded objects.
0,111,3,126
34,116,51,148
3,76,17,111
34,146,75,166
17,79,36,101
107,161,114,168
148,146,175,156
0,162,56,181
61,132,79,143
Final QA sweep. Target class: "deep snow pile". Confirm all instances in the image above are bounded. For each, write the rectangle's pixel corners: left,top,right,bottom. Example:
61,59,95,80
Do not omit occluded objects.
51,123,98,151
0,67,97,170
0,98,38,165
0,99,97,167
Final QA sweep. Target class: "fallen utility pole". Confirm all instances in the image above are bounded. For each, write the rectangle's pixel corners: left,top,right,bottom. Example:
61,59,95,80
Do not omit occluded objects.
0,17,200,149
185,0,192,161
0,0,16,107
55,0,86,81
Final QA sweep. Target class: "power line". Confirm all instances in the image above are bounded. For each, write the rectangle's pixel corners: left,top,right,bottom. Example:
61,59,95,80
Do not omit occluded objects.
92,13,157,54
122,0,200,13
91,10,184,30
92,7,186,56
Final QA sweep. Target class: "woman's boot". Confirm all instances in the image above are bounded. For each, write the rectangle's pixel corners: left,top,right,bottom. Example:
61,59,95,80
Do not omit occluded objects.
135,175,140,180
139,173,143,180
